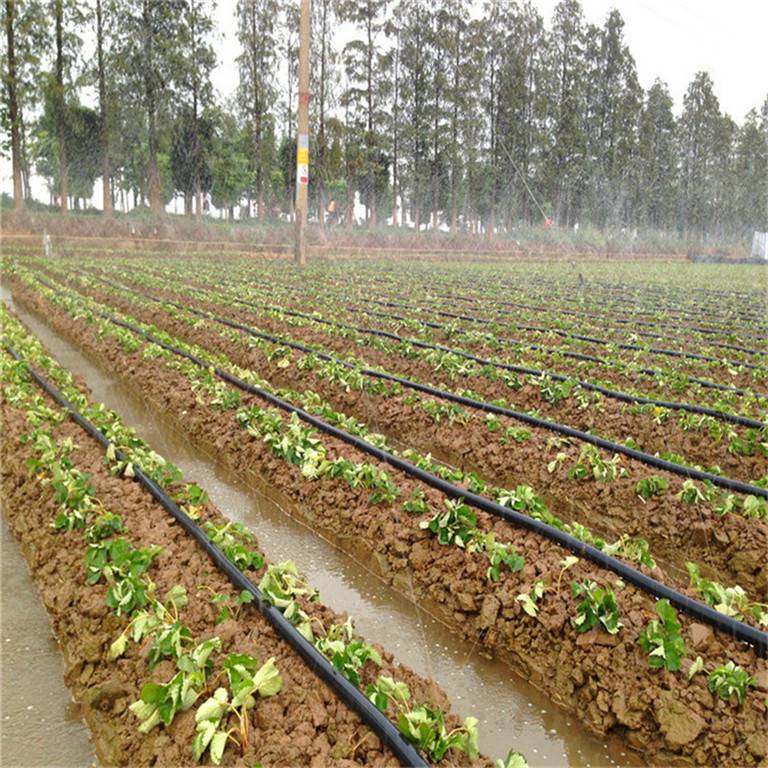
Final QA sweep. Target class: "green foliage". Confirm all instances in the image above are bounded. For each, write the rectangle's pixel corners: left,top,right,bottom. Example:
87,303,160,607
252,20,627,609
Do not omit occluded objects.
314,619,382,687
84,538,163,616
635,475,668,501
686,563,767,625
203,521,264,572
420,499,477,548
571,580,623,635
129,638,221,733
638,599,685,671
516,580,545,617
707,662,756,706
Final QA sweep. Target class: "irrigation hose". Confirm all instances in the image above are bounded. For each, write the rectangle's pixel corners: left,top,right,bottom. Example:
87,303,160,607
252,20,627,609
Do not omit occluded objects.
70,275,766,496
16,301,764,655
4,344,429,768
70,270,768,427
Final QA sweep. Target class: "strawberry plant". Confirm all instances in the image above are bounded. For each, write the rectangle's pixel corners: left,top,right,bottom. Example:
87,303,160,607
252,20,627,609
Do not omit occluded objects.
403,488,430,515
686,563,767,625
496,750,529,768
420,499,477,548
571,580,623,634
86,511,125,543
481,533,525,581
203,521,264,572
258,561,318,640
366,676,479,762
516,580,545,617
314,618,382,686
567,445,625,482
85,538,163,616
707,662,756,706
635,476,668,501
193,654,283,763
130,638,221,733
206,590,254,624
638,599,686,671
109,584,193,667
602,535,656,569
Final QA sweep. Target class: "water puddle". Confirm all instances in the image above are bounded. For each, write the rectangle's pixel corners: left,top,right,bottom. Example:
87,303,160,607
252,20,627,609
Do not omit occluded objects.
3,291,641,767
0,517,96,766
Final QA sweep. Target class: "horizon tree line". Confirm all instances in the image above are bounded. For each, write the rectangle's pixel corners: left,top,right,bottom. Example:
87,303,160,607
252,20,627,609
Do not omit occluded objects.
2,0,767,240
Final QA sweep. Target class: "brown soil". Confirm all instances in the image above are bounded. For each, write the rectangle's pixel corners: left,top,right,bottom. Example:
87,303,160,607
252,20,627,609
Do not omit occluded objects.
0,378,483,767
40,271,767,596
5,283,768,767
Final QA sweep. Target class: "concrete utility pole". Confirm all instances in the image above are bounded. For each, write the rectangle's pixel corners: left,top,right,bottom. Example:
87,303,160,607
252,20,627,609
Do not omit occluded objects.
294,0,311,265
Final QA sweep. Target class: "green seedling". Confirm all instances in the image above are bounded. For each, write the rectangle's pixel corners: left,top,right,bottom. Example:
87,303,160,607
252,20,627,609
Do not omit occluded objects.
130,638,221,733
571,580,623,635
420,498,477,548
516,580,545,617
638,599,686,671
193,653,283,763
707,661,756,706
314,618,382,687
203,521,264,572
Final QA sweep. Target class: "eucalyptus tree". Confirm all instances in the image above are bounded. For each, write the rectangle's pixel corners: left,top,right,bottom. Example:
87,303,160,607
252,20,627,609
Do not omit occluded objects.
236,0,279,220
636,80,677,231
339,0,390,225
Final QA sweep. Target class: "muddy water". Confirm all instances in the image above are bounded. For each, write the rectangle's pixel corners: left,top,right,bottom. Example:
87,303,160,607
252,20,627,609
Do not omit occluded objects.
3,293,641,767
0,517,96,766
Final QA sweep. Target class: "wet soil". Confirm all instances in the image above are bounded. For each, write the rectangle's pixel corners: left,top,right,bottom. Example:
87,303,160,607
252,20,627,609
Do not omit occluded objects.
7,282,768,766
41,273,767,597
6,291,630,767
1,372,489,768
0,516,96,767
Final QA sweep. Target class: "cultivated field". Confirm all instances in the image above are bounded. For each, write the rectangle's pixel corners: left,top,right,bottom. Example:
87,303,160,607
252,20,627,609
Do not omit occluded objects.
1,252,767,767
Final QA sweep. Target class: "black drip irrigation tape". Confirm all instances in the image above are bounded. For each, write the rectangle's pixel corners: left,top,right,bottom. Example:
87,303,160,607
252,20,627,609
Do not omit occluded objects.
54,274,768,482
4,344,429,768
358,296,761,371
430,293,766,355
213,272,761,398
104,269,761,398
15,312,768,658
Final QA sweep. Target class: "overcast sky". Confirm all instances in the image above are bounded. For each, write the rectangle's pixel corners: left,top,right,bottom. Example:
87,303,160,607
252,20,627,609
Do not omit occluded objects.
211,0,768,121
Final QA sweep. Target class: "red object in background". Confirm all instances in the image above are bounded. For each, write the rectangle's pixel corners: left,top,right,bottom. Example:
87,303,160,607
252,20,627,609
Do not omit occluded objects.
544,217,553,228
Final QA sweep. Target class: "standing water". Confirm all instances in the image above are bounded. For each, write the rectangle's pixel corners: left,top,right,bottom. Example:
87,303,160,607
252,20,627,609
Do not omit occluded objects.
2,291,640,767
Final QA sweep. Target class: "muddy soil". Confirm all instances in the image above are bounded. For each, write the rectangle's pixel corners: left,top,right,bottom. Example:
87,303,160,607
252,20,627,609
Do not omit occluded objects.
1,382,485,767
7,283,768,767
38,273,768,597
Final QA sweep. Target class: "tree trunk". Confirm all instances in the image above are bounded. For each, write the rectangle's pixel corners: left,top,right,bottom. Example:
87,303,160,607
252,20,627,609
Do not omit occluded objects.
5,0,23,210
144,0,162,213
96,0,112,216
55,0,68,214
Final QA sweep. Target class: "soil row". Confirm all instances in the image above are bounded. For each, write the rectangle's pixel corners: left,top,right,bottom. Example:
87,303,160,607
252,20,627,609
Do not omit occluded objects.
0,356,492,767
52,263,767,482
15,271,768,598
72,260,768,419
8,280,768,767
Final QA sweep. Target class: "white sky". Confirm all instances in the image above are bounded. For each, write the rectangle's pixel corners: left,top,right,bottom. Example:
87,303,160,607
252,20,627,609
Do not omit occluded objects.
210,0,768,120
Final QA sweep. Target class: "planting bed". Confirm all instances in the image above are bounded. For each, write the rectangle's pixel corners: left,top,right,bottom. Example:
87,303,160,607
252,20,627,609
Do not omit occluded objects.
2,253,768,768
